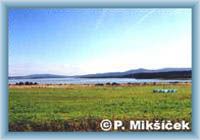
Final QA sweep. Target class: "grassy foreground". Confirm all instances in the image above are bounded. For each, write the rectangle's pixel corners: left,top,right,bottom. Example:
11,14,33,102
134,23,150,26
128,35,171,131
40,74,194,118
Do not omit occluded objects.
9,83,191,131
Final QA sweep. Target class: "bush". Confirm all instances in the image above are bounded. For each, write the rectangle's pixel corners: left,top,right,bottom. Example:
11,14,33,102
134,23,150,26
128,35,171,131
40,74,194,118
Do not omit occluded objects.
95,83,104,86
105,82,111,85
111,82,120,86
16,81,38,86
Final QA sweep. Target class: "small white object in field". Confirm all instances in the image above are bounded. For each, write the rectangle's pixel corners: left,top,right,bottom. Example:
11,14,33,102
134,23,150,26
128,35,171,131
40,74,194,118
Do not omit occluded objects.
153,89,177,93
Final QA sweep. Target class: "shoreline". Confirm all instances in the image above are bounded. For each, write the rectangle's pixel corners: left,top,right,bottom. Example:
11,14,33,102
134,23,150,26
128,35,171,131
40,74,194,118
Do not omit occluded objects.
9,82,192,88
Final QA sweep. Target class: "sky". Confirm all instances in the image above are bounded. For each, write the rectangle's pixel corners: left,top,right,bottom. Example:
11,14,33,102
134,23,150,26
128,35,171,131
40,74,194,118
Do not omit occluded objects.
9,8,192,76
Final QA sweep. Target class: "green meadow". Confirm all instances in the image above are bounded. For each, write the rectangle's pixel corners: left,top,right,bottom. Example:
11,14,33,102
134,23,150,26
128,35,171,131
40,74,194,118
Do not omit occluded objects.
9,84,191,131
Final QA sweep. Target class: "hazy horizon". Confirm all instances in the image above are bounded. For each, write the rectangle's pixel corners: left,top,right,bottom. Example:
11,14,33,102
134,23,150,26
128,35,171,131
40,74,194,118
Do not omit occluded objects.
9,67,192,77
9,8,192,76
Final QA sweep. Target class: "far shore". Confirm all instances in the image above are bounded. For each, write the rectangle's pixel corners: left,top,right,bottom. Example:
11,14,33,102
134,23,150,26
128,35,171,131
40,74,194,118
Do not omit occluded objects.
9,82,192,89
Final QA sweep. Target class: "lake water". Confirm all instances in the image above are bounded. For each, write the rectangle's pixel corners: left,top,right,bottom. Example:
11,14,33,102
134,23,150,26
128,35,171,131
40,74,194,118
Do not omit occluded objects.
9,78,191,85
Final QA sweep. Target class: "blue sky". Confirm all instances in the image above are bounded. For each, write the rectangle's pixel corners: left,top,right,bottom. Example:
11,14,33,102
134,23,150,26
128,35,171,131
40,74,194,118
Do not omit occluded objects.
9,8,191,76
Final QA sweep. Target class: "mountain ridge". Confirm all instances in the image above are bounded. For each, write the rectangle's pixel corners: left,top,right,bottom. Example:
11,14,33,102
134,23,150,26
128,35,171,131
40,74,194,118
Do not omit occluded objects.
9,68,191,79
78,68,191,78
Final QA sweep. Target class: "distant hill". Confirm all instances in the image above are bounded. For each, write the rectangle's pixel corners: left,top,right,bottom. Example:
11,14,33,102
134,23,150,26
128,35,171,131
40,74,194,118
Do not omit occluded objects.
124,71,191,79
9,74,70,79
78,68,192,79
9,68,192,80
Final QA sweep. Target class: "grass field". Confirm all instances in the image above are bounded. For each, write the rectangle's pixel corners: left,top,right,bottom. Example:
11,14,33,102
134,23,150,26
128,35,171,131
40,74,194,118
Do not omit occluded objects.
9,83,192,131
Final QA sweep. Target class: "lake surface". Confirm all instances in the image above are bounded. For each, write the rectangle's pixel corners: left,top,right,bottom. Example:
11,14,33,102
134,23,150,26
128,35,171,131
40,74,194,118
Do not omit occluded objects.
9,78,191,85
